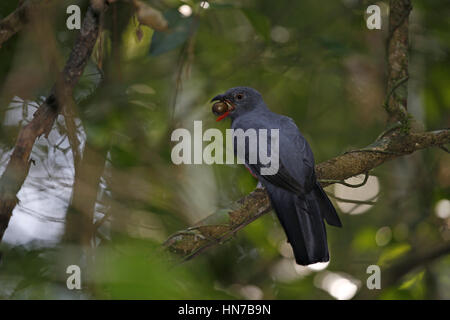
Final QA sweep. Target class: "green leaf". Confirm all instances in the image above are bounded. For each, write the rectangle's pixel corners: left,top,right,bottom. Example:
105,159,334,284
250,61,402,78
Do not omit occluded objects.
242,9,271,42
378,243,411,266
149,9,197,56
129,100,155,110
352,227,377,252
127,84,156,95
399,270,425,290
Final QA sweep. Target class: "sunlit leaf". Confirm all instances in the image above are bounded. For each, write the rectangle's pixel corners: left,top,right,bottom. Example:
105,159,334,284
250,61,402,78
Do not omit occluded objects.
352,227,377,252
129,100,155,110
378,243,411,266
399,270,425,290
127,84,156,95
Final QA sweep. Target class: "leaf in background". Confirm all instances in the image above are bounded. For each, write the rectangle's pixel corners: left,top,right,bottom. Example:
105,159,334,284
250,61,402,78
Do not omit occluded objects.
127,84,156,95
126,84,156,110
149,9,197,56
129,100,155,110
352,227,377,252
377,243,411,266
399,270,425,290
241,9,271,42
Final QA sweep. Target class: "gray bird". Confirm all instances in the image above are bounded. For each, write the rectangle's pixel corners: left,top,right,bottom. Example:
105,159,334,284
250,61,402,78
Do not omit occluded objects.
211,87,342,265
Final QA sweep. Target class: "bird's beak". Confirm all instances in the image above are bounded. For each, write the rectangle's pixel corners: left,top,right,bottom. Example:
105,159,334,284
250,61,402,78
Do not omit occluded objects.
211,94,224,102
211,94,235,122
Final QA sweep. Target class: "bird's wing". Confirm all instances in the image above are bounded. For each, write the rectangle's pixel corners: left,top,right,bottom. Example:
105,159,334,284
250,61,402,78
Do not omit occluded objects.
247,161,306,195
277,116,316,193
233,114,315,196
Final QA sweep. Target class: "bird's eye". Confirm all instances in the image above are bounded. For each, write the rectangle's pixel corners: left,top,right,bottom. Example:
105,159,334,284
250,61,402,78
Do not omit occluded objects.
236,93,244,100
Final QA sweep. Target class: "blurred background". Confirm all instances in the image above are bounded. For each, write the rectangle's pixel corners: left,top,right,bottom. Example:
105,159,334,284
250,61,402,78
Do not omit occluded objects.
0,0,449,299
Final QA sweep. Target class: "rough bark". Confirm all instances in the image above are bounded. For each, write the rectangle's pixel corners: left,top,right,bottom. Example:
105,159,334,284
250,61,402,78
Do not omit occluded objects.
385,0,412,125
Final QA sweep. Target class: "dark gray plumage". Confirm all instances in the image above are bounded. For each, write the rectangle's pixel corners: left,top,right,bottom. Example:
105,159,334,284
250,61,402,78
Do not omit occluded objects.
211,86,342,265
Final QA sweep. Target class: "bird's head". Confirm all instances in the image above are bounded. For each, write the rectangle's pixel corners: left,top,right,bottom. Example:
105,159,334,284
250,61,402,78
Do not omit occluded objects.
211,87,264,121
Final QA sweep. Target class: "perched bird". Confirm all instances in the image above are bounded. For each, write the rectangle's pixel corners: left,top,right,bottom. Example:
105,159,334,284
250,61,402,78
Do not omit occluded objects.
211,87,342,265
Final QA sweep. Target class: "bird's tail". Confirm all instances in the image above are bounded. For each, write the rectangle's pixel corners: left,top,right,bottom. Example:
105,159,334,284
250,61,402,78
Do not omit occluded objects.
267,184,341,265
292,195,330,265
310,182,342,228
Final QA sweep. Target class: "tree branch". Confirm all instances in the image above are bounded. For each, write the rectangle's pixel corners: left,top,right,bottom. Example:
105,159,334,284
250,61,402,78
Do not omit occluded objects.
64,143,107,247
0,4,104,241
0,0,54,48
164,129,450,261
384,0,412,125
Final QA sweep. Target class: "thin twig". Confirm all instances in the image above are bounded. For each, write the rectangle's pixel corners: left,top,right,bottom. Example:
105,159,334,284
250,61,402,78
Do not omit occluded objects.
318,171,369,188
344,149,403,156
326,191,378,206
